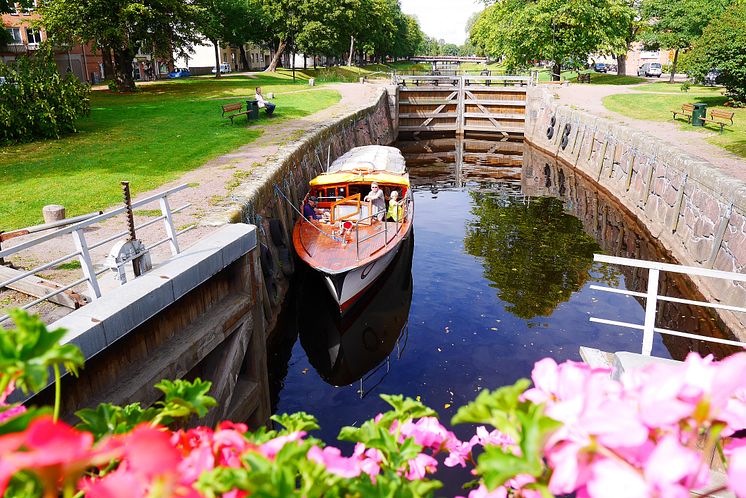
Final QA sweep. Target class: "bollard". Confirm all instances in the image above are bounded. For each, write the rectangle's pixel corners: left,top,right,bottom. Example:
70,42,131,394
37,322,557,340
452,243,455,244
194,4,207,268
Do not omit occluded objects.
359,77,365,84
42,204,65,223
308,78,315,86
266,92,274,99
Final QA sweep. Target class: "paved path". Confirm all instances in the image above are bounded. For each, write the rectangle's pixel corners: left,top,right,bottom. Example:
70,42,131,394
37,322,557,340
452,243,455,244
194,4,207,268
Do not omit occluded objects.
551,84,746,182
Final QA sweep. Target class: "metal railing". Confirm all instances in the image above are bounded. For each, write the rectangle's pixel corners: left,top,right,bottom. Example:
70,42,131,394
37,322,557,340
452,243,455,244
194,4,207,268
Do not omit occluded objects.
0,184,193,324
395,74,533,87
589,254,746,355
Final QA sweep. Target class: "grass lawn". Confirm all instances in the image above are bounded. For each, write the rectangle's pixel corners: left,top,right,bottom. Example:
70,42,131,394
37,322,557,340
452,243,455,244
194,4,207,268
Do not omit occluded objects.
629,81,723,94
0,74,340,230
603,88,746,159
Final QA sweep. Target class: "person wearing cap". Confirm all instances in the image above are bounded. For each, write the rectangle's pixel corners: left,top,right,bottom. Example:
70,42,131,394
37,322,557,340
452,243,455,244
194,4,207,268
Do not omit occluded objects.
303,195,321,220
364,182,385,221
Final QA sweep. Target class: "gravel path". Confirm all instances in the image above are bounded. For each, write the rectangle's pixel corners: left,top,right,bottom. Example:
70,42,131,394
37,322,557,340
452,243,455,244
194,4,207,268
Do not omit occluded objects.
551,84,746,182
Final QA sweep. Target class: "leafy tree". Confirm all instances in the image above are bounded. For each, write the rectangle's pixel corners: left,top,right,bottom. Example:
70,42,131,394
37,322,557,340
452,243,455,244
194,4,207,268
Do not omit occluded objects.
639,0,732,83
470,0,633,80
40,0,202,92
686,3,746,103
0,45,90,144
463,194,602,319
195,0,258,77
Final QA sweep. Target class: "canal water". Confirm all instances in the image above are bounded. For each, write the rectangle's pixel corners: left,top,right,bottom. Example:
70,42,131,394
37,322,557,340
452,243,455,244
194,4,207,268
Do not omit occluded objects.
267,138,728,494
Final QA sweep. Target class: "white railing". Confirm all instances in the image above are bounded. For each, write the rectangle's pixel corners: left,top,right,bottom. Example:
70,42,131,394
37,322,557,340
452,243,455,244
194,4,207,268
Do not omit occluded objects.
589,254,746,355
0,184,193,324
395,74,533,87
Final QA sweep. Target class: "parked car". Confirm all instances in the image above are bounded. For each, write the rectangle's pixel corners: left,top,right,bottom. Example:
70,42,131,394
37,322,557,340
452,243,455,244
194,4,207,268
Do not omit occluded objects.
704,68,722,86
211,63,232,74
593,63,608,73
167,67,191,79
637,62,662,77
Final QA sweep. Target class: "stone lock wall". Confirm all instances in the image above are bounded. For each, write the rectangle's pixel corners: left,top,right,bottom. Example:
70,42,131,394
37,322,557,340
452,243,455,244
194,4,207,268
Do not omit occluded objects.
524,86,746,341
204,87,396,334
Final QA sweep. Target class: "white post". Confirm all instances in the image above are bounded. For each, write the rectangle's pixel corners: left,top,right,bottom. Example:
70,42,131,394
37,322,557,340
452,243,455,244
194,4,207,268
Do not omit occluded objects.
71,229,101,299
642,268,660,355
159,196,180,255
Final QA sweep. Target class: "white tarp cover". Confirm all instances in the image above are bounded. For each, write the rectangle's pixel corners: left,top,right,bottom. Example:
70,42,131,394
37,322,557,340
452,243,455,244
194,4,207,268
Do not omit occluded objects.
328,145,406,174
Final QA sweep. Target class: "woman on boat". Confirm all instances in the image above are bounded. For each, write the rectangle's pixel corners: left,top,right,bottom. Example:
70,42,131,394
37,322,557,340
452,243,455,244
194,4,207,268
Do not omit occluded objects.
387,190,404,222
364,182,385,221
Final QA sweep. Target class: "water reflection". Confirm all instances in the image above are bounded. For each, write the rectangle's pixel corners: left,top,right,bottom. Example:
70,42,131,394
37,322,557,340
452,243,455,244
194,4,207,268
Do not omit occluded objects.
297,235,414,392
464,192,618,319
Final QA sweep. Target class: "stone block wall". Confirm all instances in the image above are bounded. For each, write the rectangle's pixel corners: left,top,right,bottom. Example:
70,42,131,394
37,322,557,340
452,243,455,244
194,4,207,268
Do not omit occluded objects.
524,86,746,341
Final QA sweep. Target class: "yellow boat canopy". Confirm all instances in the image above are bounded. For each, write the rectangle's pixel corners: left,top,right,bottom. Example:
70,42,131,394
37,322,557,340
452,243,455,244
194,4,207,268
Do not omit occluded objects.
310,171,409,188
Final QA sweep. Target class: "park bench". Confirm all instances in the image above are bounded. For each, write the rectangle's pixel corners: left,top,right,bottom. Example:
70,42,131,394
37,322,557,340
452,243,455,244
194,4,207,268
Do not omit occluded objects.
671,103,695,123
221,102,250,124
701,109,735,134
577,73,591,83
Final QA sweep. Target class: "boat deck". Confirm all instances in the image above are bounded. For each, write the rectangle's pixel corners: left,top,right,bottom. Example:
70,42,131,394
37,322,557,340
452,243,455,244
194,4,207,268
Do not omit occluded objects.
293,218,412,273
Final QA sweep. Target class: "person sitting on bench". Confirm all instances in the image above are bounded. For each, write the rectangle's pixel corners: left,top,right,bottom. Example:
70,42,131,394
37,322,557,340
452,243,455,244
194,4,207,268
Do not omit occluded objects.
255,87,276,116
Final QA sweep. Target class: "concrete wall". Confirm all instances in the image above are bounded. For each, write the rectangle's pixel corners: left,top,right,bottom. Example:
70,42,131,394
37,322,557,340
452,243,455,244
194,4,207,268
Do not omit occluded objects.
524,86,746,341
203,86,396,333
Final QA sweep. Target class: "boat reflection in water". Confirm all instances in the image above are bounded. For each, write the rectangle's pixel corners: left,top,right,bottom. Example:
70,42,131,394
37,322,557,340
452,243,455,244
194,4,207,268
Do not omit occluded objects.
297,234,414,396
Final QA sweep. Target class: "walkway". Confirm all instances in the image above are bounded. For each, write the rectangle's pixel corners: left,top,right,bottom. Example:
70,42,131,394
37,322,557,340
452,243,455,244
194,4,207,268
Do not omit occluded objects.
552,84,746,182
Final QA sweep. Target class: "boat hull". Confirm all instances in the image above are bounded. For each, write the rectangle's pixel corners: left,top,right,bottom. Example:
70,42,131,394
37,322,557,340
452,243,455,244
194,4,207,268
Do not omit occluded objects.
322,225,411,313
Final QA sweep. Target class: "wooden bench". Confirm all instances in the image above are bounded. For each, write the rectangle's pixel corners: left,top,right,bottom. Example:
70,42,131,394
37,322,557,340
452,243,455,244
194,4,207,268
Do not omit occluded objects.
701,109,735,134
671,103,695,123
221,102,250,124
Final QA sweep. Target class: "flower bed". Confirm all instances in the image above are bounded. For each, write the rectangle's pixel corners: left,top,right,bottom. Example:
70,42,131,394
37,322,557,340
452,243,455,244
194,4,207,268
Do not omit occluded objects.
1,310,745,497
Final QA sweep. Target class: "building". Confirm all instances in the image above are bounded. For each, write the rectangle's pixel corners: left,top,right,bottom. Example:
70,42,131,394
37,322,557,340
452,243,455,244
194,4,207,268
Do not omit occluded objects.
2,2,104,83
175,40,272,74
592,43,674,76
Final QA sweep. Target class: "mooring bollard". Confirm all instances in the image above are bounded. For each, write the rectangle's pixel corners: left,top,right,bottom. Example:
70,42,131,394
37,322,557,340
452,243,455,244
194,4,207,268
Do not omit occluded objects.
309,78,315,86
42,204,65,223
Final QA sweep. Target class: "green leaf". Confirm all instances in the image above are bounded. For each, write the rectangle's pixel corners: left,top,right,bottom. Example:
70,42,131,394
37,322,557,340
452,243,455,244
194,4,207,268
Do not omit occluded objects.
271,412,320,433
451,379,531,441
154,378,217,419
0,406,52,435
75,402,159,441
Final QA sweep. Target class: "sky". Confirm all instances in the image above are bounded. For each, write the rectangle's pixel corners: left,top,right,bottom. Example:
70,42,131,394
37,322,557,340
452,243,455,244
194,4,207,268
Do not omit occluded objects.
399,0,483,45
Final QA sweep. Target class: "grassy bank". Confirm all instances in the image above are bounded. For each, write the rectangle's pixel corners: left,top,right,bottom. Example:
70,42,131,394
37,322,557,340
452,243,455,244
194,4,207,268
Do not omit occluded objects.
603,87,745,158
0,74,340,230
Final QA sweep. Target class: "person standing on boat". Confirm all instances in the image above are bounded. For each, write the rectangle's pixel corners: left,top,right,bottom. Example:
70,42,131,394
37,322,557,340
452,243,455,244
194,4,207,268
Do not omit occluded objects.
255,87,276,115
387,190,404,222
303,196,321,220
364,182,385,221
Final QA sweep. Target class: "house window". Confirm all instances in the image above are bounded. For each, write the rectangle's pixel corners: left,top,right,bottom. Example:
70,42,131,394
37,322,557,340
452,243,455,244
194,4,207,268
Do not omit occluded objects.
26,28,42,45
6,28,22,44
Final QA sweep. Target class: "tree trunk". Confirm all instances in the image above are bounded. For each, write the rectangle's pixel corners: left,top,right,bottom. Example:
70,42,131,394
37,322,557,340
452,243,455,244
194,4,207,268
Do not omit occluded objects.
313,56,317,69
669,48,679,83
616,54,626,76
347,36,354,66
552,60,562,81
113,47,136,92
102,46,114,80
265,39,286,72
303,54,307,69
213,40,221,78
239,45,249,71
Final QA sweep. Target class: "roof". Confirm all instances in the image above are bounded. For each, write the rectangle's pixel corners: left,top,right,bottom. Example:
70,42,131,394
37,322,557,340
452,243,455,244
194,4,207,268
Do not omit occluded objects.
310,171,409,188
327,145,406,175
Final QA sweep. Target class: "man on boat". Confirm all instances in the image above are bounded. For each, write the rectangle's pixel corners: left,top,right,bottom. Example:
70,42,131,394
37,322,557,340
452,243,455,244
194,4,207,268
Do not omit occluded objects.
304,196,321,220
364,182,385,221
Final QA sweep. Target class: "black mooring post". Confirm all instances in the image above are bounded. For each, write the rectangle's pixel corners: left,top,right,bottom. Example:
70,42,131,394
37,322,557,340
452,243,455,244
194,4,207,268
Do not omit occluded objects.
121,181,141,277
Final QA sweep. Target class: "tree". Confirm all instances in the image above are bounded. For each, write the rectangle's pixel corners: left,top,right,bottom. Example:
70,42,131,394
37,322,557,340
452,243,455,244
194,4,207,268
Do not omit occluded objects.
470,0,633,80
686,3,746,103
639,0,732,83
40,0,202,92
195,0,258,77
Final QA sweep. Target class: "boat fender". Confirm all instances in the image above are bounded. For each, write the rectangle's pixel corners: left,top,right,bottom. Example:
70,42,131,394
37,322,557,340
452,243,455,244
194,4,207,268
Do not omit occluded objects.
546,125,554,140
560,123,572,150
550,115,556,127
259,243,274,277
268,218,286,248
278,246,295,276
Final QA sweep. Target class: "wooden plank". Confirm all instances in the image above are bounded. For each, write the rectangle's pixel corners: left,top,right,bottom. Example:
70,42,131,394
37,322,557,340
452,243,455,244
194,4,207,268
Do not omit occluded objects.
0,266,87,309
399,87,460,92
462,125,525,134
398,125,458,131
463,99,526,106
398,112,459,119
463,112,525,120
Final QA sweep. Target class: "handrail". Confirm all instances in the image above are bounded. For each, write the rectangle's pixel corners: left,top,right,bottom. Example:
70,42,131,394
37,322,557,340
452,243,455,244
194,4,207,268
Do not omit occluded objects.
589,254,746,355
330,193,362,223
0,184,192,323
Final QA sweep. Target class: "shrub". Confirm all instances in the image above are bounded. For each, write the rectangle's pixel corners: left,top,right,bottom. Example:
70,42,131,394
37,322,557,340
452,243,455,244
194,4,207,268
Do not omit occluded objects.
0,43,91,143
687,3,746,105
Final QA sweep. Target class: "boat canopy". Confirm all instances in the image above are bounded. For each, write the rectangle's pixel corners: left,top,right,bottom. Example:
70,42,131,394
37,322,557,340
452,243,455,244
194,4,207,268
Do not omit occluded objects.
327,145,406,175
310,171,409,188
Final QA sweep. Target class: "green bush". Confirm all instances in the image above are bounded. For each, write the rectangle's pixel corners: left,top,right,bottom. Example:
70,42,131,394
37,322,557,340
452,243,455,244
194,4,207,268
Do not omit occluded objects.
687,4,746,105
0,44,91,143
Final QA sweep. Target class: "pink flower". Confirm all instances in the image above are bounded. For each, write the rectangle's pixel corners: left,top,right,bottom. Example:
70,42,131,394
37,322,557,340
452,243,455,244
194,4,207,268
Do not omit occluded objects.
258,431,306,459
0,405,26,424
399,417,451,451
725,439,746,497
353,443,382,480
464,483,507,498
473,426,515,450
444,438,474,468
82,467,143,498
404,453,437,480
307,446,361,478
586,458,648,498
644,435,705,492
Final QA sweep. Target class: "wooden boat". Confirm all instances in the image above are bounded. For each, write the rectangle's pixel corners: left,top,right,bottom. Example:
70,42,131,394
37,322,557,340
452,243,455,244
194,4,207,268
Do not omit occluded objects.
292,145,413,313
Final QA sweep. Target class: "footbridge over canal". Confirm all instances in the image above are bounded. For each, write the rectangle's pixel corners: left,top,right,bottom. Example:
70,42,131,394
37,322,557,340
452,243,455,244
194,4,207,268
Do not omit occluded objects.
394,74,535,137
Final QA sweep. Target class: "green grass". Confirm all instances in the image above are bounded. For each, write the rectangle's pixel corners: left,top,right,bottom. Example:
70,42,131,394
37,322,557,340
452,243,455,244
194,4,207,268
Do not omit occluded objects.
0,74,340,230
629,81,724,94
603,91,746,158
